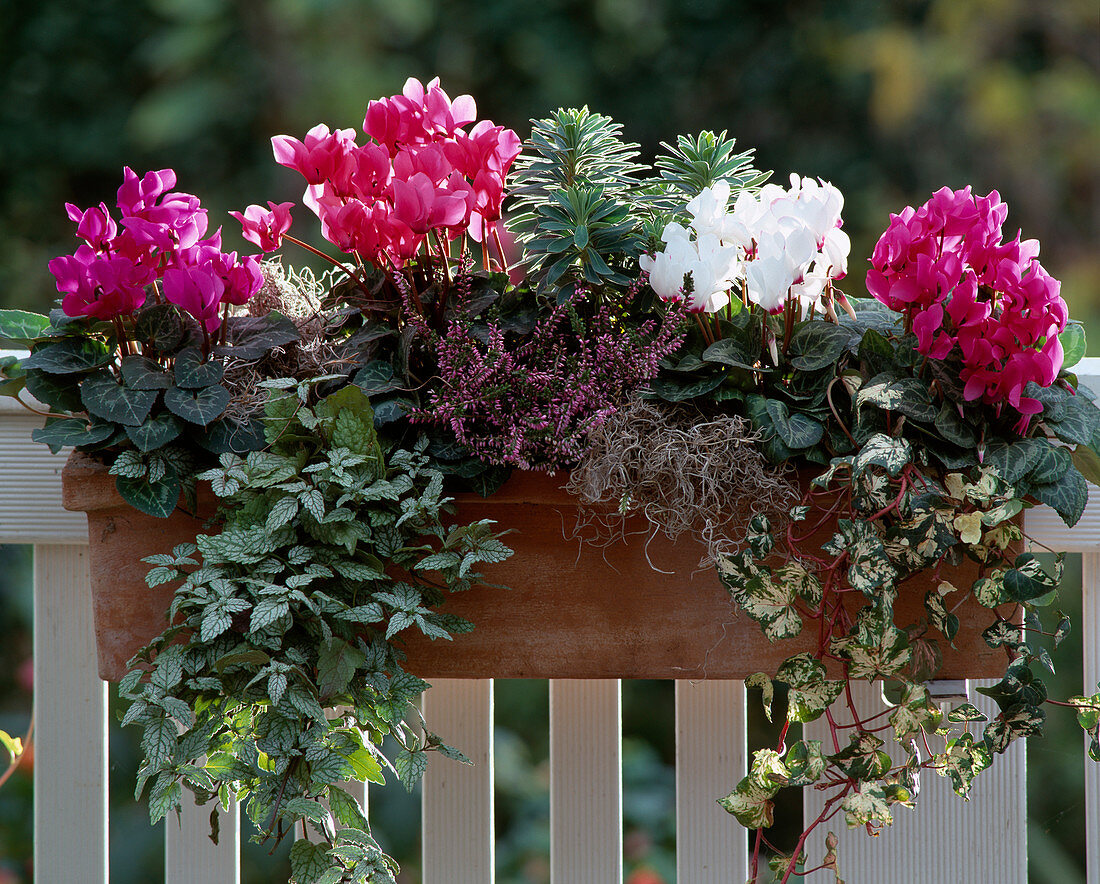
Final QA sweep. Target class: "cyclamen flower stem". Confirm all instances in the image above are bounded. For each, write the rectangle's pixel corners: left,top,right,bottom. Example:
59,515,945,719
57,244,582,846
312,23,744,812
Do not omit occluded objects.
693,313,714,346
491,224,508,274
283,234,368,291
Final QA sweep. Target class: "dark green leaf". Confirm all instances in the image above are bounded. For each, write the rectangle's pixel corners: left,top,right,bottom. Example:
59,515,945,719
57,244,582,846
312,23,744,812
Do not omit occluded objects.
219,312,299,360
121,356,172,390
165,384,230,426
173,347,224,389
134,304,185,351
125,413,183,451
1030,467,1088,527
32,418,115,453
25,370,83,412
765,399,824,449
788,322,857,371
80,371,158,426
0,309,51,346
935,402,977,449
23,338,111,374
200,419,266,455
701,338,758,371
353,360,404,396
116,474,180,518
372,398,413,427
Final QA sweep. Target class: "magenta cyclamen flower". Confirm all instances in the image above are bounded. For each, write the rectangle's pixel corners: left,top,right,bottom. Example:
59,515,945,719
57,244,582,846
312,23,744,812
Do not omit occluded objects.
867,186,1067,421
230,201,295,252
49,168,263,325
272,78,521,268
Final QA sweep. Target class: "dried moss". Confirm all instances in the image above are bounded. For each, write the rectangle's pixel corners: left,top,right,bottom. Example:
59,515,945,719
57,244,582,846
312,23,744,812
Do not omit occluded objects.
566,397,798,565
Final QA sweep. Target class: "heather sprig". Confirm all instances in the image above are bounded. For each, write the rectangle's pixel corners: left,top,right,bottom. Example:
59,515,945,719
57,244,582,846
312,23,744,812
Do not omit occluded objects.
417,286,686,471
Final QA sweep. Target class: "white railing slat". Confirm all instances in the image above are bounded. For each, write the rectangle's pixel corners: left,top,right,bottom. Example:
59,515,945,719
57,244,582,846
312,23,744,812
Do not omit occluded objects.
803,679,1026,883
166,793,240,884
33,544,109,884
1084,554,1100,884
549,679,622,884
421,679,494,882
674,679,748,882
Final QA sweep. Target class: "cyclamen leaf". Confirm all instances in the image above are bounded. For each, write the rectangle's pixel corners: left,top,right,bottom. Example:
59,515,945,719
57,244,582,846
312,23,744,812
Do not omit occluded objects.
0,309,50,346
126,413,183,452
23,338,111,373
165,384,230,426
81,371,158,426
32,418,115,453
173,347,224,389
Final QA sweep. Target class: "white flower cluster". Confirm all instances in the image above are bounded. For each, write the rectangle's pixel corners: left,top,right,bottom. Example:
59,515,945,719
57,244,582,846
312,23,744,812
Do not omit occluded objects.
639,174,850,315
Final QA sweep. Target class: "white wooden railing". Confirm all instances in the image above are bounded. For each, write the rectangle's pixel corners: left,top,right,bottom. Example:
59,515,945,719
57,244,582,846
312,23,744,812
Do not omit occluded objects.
2,359,1099,884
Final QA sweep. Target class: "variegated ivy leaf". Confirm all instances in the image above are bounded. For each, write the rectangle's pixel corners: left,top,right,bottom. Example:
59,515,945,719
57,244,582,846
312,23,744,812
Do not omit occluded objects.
826,519,897,599
776,654,844,723
746,672,775,723
830,731,892,781
852,433,912,478
853,471,893,514
982,618,1024,651
718,771,780,828
972,571,1007,607
983,703,1046,754
834,611,911,681
924,590,959,642
935,731,992,796
812,457,853,489
1068,691,1100,761
749,748,791,790
730,569,803,641
784,739,827,786
946,703,987,723
745,513,775,558
888,683,943,741
774,562,823,608
1003,553,1063,605
841,786,897,830
894,501,958,566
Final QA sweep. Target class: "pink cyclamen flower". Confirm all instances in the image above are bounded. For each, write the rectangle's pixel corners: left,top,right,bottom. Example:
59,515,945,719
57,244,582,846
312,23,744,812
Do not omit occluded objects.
65,202,117,250
49,244,154,320
867,186,1068,421
229,201,294,252
162,265,225,332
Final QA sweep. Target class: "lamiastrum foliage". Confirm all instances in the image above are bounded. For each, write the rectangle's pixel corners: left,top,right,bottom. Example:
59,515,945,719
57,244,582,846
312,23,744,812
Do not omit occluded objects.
120,380,511,882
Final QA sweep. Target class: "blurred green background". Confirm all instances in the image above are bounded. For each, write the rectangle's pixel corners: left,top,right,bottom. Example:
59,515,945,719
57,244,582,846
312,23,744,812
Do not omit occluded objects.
0,0,1096,880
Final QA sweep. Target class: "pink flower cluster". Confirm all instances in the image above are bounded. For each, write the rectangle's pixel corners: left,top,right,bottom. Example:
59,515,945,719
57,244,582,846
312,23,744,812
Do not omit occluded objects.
49,168,263,331
271,77,522,267
866,186,1067,418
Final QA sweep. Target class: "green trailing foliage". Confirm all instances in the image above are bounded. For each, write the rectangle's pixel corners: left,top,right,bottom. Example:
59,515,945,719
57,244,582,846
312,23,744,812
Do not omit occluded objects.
118,381,512,883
